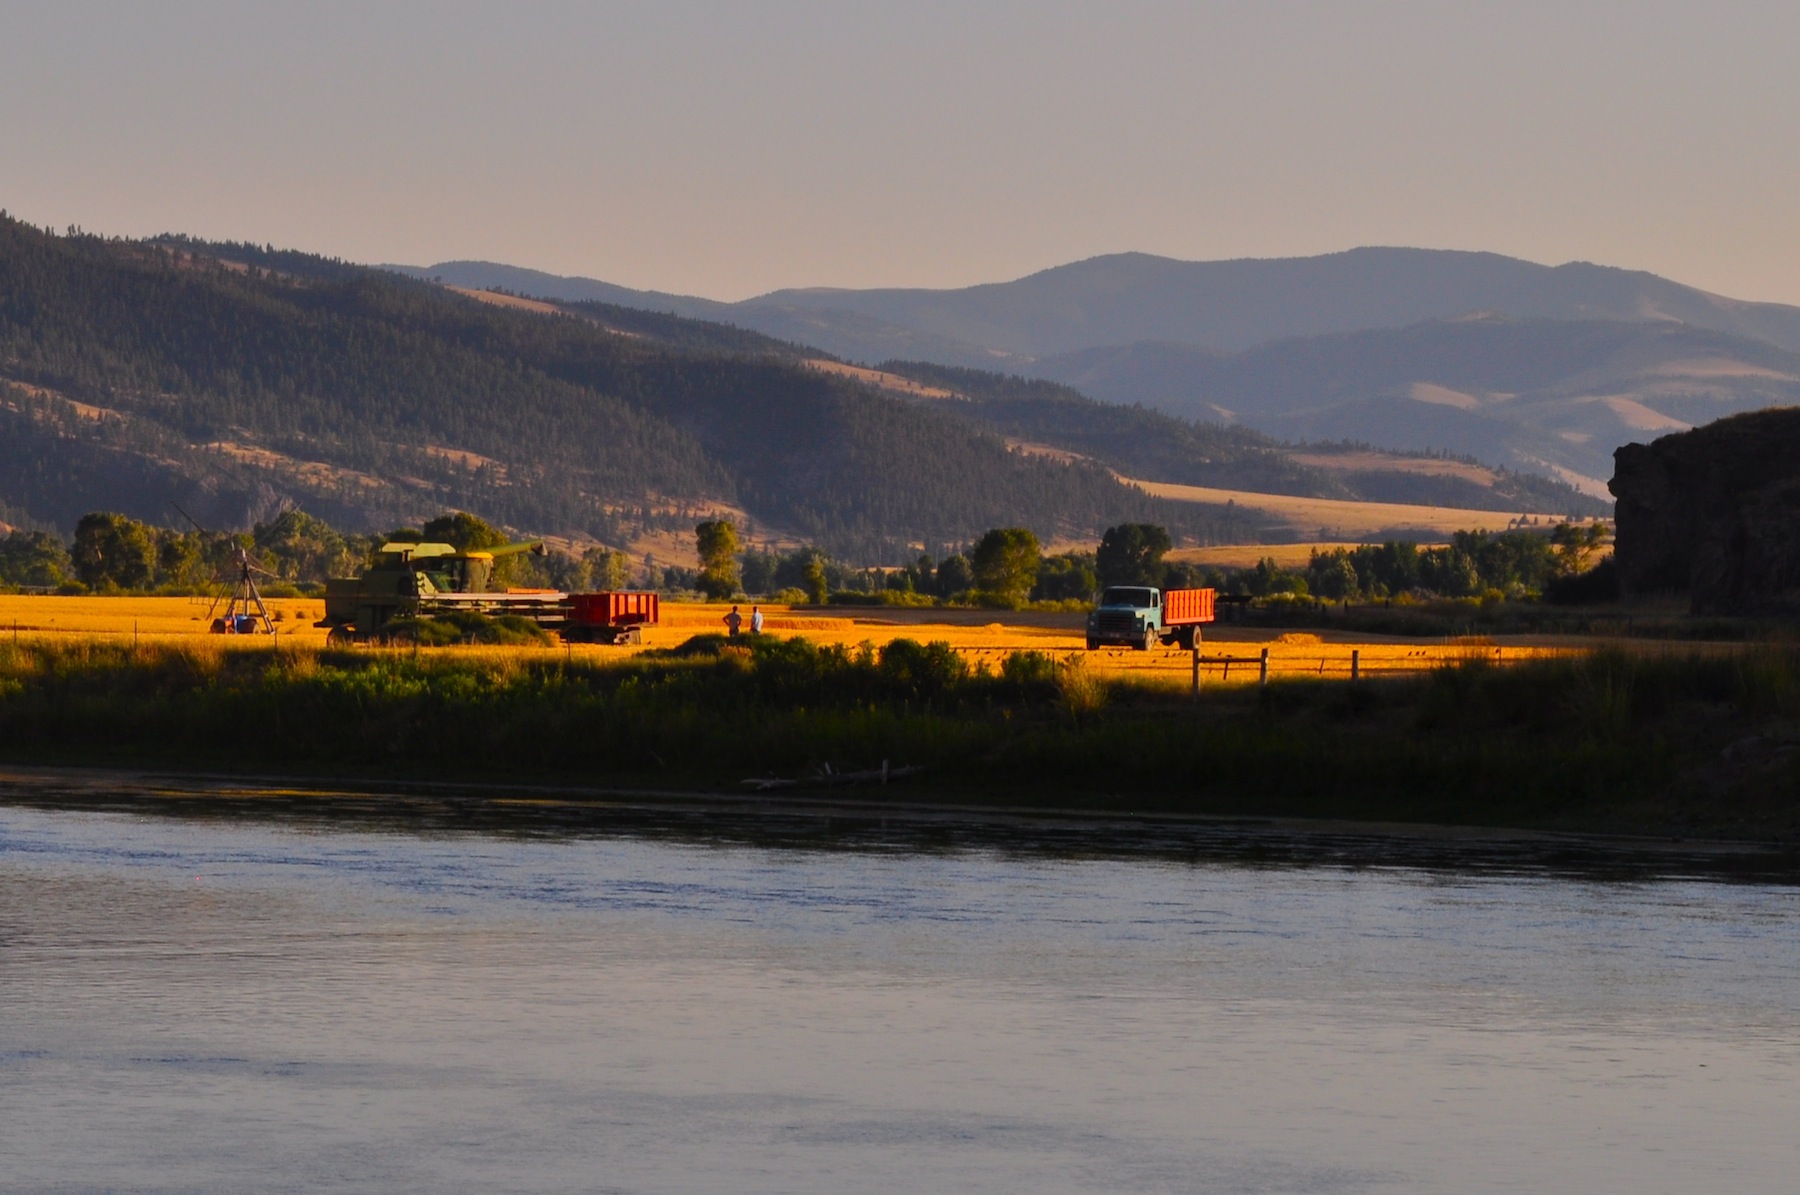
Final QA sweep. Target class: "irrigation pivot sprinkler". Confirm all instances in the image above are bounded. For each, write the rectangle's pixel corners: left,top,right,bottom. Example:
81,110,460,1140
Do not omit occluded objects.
174,505,279,635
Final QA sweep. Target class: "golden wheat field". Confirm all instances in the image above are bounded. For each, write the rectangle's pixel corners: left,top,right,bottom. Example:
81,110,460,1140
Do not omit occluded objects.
0,595,1577,686
0,595,333,642
1164,542,1415,570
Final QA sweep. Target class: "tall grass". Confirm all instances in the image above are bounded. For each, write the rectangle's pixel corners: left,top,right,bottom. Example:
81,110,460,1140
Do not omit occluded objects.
0,634,1795,835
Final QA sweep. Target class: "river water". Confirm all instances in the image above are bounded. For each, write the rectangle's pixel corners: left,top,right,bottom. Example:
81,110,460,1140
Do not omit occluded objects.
2,798,1797,1194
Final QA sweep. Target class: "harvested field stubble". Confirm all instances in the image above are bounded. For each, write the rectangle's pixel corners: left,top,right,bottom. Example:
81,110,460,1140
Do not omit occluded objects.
0,595,1581,684
0,595,327,642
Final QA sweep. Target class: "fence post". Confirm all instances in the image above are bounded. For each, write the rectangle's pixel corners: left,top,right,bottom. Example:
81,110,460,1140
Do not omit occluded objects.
1259,647,1269,688
1351,649,1360,682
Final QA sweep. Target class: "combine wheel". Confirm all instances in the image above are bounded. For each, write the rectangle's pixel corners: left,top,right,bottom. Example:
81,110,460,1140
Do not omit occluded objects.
326,626,354,647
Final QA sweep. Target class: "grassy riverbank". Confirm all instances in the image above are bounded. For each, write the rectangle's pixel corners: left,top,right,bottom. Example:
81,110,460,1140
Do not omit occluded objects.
0,636,1794,840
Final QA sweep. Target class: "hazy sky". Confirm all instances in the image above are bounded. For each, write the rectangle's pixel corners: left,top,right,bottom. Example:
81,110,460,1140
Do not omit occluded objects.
4,2,1797,302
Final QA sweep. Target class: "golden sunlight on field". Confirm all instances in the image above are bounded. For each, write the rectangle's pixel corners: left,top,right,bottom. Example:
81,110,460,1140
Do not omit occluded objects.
1165,542,1424,570
0,596,1575,687
643,603,1572,685
0,595,330,643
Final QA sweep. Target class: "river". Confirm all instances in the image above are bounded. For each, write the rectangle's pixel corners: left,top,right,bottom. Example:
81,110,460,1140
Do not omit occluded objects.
2,794,1796,1193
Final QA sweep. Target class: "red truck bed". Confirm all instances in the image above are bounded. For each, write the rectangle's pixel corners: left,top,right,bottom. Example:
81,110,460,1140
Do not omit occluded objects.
1163,588,1216,626
568,591,659,627
563,591,659,642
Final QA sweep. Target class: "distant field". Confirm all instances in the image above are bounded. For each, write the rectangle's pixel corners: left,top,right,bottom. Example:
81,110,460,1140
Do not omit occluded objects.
0,596,1572,687
1283,449,1497,483
1164,542,1426,570
802,359,961,400
1121,478,1600,537
445,286,567,316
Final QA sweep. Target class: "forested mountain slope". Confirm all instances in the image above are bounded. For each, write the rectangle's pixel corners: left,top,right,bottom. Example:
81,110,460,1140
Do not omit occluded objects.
428,285,1605,517
388,260,1009,370
0,219,1255,556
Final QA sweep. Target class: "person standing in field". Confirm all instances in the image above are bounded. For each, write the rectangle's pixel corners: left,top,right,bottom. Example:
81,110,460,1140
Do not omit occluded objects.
723,605,743,637
750,605,764,635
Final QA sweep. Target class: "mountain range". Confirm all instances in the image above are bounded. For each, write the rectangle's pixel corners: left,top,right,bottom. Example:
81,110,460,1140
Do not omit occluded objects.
396,249,1800,491
0,218,1617,560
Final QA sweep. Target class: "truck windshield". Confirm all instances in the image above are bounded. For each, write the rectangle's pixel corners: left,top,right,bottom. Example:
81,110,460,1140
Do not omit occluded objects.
1100,587,1157,607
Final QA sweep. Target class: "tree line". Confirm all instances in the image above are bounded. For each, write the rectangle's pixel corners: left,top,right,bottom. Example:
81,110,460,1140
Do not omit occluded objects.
1,498,1609,611
705,519,1612,607
0,508,640,596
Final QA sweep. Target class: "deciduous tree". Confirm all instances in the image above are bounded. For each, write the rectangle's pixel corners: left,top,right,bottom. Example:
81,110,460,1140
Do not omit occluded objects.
1096,523,1172,587
71,512,157,591
695,519,741,599
971,527,1041,605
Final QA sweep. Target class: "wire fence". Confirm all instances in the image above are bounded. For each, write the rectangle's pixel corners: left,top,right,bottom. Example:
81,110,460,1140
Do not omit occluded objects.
942,642,1572,686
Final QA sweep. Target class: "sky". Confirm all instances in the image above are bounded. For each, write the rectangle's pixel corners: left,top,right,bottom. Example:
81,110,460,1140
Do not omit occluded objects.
3,1,1798,303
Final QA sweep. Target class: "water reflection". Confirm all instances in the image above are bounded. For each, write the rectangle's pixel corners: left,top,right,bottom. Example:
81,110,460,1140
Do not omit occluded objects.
1,765,1796,883
1,780,1798,1193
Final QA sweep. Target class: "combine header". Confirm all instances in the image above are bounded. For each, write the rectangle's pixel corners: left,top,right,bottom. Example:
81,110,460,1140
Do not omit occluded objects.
317,539,657,644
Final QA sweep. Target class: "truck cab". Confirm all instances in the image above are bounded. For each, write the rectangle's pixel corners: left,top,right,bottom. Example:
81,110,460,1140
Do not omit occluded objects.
1085,585,1214,650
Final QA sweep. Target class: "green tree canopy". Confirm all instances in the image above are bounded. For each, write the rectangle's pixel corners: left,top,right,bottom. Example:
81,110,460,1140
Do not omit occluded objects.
1033,550,1098,601
1550,522,1609,577
695,519,742,600
72,512,157,591
254,509,358,582
971,527,1041,605
0,530,73,589
935,553,974,597
422,511,510,551
1096,523,1173,587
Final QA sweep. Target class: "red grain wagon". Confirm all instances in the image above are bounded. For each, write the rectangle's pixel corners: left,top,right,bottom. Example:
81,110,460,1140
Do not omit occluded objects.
562,591,660,644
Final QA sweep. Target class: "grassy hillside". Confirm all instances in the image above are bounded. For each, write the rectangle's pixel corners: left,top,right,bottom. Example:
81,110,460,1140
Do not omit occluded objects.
0,219,1256,557
876,360,1608,515
1030,317,1800,489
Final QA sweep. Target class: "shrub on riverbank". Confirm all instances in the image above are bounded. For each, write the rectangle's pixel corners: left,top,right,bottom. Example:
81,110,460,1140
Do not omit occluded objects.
0,635,1793,838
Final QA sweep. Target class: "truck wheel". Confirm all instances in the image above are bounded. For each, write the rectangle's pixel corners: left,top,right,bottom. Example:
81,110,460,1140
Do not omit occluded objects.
1137,629,1154,651
1085,638,1099,651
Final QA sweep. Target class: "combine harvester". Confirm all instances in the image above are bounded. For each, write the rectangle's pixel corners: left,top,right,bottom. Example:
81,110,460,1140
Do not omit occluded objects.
317,539,657,645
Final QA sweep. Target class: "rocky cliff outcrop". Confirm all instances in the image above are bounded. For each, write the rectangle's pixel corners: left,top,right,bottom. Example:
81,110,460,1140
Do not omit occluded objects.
1610,408,1800,612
